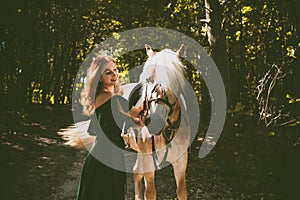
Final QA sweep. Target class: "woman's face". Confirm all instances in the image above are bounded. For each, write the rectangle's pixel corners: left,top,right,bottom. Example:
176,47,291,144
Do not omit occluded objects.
101,61,119,87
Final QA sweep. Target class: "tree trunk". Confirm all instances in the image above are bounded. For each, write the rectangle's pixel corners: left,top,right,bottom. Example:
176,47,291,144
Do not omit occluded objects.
204,0,230,105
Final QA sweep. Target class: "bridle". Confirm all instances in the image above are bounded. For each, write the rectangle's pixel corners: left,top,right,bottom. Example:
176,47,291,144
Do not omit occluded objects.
138,82,182,170
140,83,181,142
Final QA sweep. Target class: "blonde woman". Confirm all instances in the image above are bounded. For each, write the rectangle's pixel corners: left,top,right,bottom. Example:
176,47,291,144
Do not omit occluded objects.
77,55,142,200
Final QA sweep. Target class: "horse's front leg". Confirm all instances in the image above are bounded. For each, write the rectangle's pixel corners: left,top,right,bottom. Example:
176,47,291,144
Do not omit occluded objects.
133,173,143,200
144,171,156,200
172,151,188,200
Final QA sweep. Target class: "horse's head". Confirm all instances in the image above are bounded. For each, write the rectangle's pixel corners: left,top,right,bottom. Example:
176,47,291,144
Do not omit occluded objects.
139,44,186,90
132,44,186,140
144,83,181,141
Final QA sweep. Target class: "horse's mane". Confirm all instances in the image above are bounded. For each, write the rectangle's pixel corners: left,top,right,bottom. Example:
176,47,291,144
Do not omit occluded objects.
139,49,186,94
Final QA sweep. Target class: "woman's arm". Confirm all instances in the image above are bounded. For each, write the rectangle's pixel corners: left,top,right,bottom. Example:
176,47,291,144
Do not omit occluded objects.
114,97,145,127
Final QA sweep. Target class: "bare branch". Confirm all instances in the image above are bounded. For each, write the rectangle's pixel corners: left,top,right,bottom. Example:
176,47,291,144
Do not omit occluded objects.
255,63,295,127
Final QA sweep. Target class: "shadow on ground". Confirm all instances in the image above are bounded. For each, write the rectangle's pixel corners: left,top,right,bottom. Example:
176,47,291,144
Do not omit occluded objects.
0,106,299,199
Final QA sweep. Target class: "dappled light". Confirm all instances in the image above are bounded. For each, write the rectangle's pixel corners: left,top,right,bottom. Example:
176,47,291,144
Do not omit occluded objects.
0,0,299,199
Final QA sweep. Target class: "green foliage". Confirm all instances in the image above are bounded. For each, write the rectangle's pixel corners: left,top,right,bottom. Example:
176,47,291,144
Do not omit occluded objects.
286,93,300,105
227,102,245,114
0,0,299,127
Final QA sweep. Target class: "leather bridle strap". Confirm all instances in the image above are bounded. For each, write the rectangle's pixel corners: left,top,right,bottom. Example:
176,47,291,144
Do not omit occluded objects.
151,135,170,170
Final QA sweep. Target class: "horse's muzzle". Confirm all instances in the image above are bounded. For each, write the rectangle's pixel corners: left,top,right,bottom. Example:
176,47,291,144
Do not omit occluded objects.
145,113,166,135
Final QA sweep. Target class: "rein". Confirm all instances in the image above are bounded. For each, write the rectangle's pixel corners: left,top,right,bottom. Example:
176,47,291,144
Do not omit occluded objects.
151,135,170,170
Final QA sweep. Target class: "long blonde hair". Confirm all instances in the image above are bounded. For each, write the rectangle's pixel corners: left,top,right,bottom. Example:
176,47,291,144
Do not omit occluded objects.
80,55,122,116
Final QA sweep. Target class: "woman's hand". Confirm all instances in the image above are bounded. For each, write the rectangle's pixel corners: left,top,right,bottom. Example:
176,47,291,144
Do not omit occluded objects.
129,105,147,127
121,127,140,152
129,106,141,118
130,116,146,127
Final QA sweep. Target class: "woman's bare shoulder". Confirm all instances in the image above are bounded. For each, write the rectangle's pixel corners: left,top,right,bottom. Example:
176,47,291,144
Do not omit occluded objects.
95,93,113,108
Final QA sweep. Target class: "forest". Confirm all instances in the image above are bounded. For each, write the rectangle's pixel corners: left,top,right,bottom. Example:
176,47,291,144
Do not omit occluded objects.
0,0,299,199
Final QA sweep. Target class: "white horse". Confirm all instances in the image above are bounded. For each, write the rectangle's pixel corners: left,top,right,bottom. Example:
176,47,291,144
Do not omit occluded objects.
58,44,191,200
120,44,190,200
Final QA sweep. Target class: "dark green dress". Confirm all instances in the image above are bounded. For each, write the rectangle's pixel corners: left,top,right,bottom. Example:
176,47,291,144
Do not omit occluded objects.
77,95,132,200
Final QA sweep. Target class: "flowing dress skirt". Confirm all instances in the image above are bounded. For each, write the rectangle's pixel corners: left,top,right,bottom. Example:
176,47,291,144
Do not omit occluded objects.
76,150,126,200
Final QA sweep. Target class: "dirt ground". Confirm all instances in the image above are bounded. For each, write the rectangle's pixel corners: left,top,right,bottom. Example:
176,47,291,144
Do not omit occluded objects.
0,106,299,200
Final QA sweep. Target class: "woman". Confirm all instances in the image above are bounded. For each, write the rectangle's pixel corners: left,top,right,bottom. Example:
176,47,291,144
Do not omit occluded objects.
76,55,142,200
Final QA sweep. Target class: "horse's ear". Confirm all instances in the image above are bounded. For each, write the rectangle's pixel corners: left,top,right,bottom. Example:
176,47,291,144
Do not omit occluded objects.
176,44,186,58
145,44,155,57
